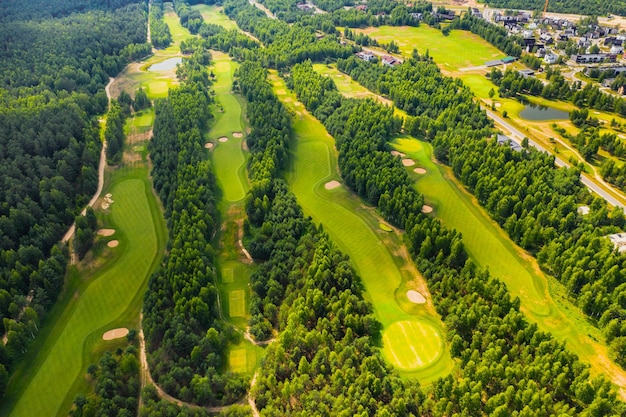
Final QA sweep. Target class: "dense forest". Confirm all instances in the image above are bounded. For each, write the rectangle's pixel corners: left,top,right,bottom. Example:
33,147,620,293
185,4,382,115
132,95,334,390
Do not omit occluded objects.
483,0,626,16
143,50,249,407
0,0,148,397
150,0,173,48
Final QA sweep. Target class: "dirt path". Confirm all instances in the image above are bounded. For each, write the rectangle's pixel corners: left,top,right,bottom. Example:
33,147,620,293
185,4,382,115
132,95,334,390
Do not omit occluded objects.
248,0,276,19
60,77,111,258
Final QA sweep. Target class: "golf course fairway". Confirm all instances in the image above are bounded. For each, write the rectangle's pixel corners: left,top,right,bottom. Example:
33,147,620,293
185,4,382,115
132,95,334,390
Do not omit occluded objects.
268,71,453,381
4,168,166,417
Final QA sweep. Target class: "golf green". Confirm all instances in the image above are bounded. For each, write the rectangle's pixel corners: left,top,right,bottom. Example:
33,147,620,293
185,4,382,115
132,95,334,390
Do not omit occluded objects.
382,320,442,371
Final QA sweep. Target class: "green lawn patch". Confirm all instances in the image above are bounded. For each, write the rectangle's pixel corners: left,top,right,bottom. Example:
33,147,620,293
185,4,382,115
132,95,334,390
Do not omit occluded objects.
193,4,239,30
356,25,503,72
3,167,167,417
228,290,246,318
382,320,442,371
379,223,393,232
229,349,248,373
268,71,454,383
222,268,235,283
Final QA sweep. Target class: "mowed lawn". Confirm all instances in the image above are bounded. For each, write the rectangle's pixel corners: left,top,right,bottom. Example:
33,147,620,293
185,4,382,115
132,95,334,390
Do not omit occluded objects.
269,71,453,381
355,25,503,71
4,168,166,417
209,51,249,203
382,320,442,371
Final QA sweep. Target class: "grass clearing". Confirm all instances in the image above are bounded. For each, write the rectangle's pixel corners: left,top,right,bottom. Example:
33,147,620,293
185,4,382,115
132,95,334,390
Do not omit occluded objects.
229,349,247,373
269,71,454,382
193,4,239,30
355,25,503,72
222,268,234,283
382,320,442,371
2,167,167,417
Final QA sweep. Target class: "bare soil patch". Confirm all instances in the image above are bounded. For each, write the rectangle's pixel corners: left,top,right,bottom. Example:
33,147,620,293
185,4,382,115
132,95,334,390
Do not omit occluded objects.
325,180,341,190
421,205,433,213
107,240,119,248
391,150,406,157
102,328,129,341
232,132,243,138
97,229,116,237
402,159,415,167
204,142,214,149
414,168,427,174
407,290,426,304
218,136,229,142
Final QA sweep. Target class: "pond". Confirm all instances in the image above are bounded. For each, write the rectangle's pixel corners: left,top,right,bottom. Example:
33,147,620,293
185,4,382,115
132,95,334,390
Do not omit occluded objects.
148,57,182,72
519,103,569,121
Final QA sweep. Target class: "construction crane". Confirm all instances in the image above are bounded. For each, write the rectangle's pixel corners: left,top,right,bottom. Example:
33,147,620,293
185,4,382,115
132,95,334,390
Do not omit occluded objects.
543,0,549,17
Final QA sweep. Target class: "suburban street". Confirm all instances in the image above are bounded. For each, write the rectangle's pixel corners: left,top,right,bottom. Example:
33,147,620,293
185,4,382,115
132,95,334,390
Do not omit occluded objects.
485,107,626,212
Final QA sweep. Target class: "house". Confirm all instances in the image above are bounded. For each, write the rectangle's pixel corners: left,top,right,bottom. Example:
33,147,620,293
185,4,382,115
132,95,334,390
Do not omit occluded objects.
381,55,401,67
485,59,503,67
564,28,576,37
558,34,569,42
602,78,615,87
296,2,313,11
611,45,624,55
356,51,375,61
495,134,523,152
544,51,558,64
355,5,367,11
537,47,546,58
604,37,623,46
571,53,617,64
519,69,535,77
502,56,518,64
523,29,534,39
432,11,455,21
578,37,591,48
410,12,423,20
539,33,553,45
608,233,626,253
471,7,482,18
577,205,590,215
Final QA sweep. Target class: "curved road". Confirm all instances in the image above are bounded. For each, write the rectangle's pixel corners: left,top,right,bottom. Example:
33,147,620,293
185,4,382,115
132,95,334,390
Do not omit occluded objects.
485,108,626,212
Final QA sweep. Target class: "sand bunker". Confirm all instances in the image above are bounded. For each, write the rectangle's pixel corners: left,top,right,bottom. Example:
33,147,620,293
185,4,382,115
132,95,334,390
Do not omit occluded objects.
391,150,406,157
107,240,119,248
407,290,426,304
204,142,214,149
102,328,129,341
402,159,416,167
325,180,341,190
218,137,229,143
101,203,110,210
232,132,243,138
414,168,427,174
421,205,433,213
97,229,115,237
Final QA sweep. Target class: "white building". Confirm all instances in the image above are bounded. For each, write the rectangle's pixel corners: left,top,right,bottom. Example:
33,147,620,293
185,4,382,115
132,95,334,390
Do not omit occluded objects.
544,52,559,64
608,233,626,253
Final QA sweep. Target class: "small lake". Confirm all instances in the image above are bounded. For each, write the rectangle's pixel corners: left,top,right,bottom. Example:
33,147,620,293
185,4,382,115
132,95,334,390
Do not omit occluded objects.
519,103,569,121
148,57,182,72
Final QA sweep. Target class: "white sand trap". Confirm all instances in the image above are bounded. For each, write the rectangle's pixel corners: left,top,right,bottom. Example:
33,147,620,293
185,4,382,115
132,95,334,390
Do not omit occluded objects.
232,132,243,138
421,205,433,213
101,202,110,210
325,180,341,190
97,229,115,237
107,240,119,248
402,159,415,167
218,136,229,142
391,150,406,157
102,328,129,341
407,290,426,304
414,168,427,174
204,142,214,149
106,193,112,198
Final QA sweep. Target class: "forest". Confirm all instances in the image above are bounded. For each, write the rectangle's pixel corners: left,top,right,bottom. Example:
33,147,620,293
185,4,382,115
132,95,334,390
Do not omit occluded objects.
483,0,626,16
0,0,148,398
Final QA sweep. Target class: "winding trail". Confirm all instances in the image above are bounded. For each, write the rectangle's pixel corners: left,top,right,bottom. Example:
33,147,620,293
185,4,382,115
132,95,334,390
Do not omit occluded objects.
248,0,276,19
60,77,112,248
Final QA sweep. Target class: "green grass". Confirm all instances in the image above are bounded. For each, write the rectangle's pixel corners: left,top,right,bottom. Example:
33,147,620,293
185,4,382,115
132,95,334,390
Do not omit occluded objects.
2,167,167,417
222,268,234,283
379,223,393,232
382,320,442,371
394,136,626,384
269,71,454,382
355,25,503,72
228,290,246,318
229,349,247,373
209,51,249,203
193,4,239,30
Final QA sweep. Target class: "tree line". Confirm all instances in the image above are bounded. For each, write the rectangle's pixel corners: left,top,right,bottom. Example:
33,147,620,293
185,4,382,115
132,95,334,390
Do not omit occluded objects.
483,0,626,16
150,0,173,48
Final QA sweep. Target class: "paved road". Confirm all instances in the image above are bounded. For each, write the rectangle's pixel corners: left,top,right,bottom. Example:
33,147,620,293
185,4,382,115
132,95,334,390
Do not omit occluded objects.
485,108,626,212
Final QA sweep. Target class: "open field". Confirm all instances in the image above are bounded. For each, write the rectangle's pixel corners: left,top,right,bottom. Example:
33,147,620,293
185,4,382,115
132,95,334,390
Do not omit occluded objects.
394,136,626,394
269,71,454,381
354,25,503,72
209,51,249,203
2,167,167,417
